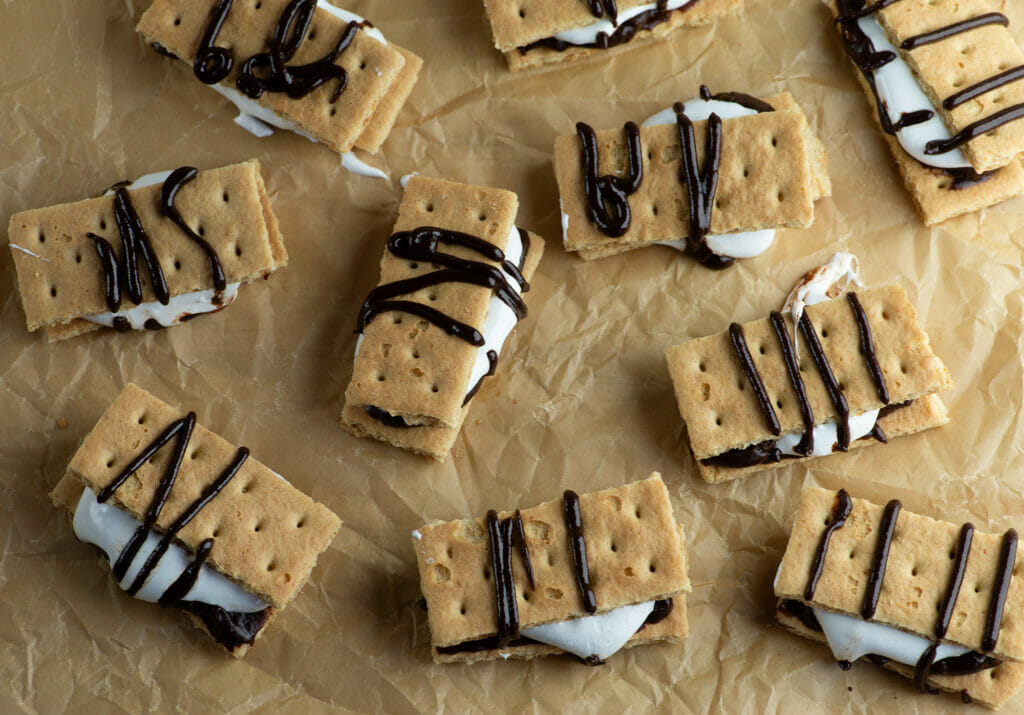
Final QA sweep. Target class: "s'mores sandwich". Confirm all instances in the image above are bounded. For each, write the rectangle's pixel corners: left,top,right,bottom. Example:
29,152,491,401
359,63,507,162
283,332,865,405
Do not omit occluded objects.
555,87,831,266
50,384,341,656
825,0,1024,224
137,0,422,178
775,487,1024,708
413,474,690,663
7,160,286,342
483,0,743,71
665,254,953,482
341,176,546,461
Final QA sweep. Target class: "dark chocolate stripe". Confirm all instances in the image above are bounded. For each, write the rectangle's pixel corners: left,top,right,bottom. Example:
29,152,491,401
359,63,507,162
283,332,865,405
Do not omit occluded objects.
900,12,1008,50
486,510,520,647
982,529,1018,652
798,312,851,451
936,522,974,639
159,538,214,606
563,490,597,614
363,405,415,429
943,64,1024,111
861,499,901,620
728,322,781,437
769,311,814,455
113,186,170,306
512,510,535,590
926,104,1024,155
576,121,643,238
931,650,1000,676
518,0,672,54
805,489,853,601
893,109,934,131
913,642,940,694
87,233,123,313
846,292,889,404
159,167,227,292
585,0,618,21
193,0,235,84
708,87,776,114
516,228,531,272
674,103,729,269
463,350,499,406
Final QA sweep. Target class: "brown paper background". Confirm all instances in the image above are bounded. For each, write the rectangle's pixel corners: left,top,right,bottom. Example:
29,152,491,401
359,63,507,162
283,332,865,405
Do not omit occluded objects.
3,0,1024,712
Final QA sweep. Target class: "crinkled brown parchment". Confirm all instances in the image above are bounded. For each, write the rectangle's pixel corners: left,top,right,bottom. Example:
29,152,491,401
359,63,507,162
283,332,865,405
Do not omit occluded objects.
3,0,1024,712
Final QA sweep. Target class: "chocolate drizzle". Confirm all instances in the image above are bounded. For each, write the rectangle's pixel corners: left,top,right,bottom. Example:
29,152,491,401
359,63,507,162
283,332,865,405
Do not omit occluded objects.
982,529,1018,652
563,490,597,614
805,489,853,601
160,167,227,291
769,311,814,455
486,510,520,648
860,499,901,620
847,292,889,403
462,350,498,406
357,226,527,346
935,523,974,640
190,0,361,105
512,510,535,590
87,169,230,326
833,0,1021,189
236,0,357,103
674,102,729,269
585,0,618,21
363,405,415,429
94,410,266,651
799,312,851,451
900,12,1008,51
518,0,675,54
728,323,781,436
576,121,643,238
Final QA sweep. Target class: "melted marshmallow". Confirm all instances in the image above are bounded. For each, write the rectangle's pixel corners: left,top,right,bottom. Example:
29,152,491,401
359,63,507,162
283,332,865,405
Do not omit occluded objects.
814,608,970,666
73,487,267,613
552,0,693,45
521,600,655,661
85,171,244,330
783,252,862,334
857,15,970,170
776,409,880,457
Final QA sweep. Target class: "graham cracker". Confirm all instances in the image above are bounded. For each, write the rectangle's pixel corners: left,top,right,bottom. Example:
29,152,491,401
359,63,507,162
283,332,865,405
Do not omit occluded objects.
353,46,423,154
555,96,827,257
413,474,691,663
343,176,545,438
340,230,544,461
136,0,411,154
665,285,953,472
775,487,1024,706
7,159,286,338
823,1,1024,226
776,605,1024,708
50,383,341,616
488,0,742,71
872,0,1024,174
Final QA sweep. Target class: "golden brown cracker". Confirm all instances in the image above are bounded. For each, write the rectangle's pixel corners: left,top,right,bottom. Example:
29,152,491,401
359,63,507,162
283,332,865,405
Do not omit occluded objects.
414,474,690,662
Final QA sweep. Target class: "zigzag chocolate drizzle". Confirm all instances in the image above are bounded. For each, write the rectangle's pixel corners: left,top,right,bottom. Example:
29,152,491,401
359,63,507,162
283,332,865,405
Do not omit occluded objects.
87,168,229,320
191,0,363,104
832,0,1021,189
95,410,268,651
788,490,1018,690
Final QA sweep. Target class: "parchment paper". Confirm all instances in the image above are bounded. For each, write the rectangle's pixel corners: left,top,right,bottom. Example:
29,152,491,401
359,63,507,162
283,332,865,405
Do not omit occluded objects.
3,0,1024,712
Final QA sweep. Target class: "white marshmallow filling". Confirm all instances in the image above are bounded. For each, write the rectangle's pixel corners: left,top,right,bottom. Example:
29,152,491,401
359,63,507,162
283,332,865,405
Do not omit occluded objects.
561,96,777,260
519,600,656,661
72,487,267,614
357,224,528,426
83,171,244,330
853,14,972,171
529,0,695,48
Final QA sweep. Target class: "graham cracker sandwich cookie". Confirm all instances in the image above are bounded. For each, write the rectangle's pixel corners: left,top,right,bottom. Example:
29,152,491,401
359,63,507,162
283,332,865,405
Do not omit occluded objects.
50,383,341,656
137,0,422,178
341,176,546,460
484,0,742,71
413,473,690,664
554,87,831,267
775,487,1024,708
7,160,285,342
824,0,1024,225
665,254,953,483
